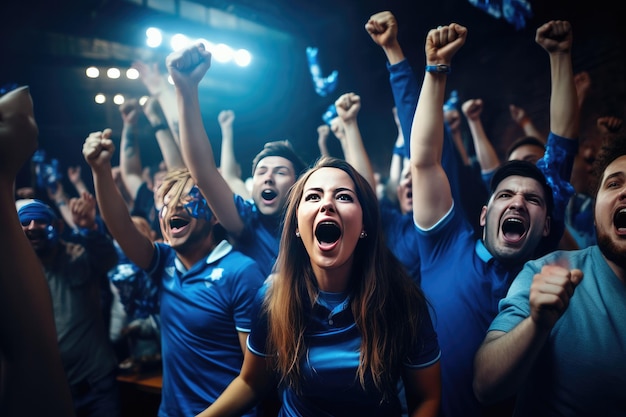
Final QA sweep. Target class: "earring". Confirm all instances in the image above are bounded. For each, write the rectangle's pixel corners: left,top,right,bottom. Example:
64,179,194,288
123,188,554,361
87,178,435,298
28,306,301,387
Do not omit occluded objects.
359,231,367,239
295,231,300,238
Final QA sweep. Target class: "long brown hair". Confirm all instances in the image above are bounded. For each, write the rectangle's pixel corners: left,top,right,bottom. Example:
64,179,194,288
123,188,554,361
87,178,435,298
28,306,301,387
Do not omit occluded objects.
265,156,429,400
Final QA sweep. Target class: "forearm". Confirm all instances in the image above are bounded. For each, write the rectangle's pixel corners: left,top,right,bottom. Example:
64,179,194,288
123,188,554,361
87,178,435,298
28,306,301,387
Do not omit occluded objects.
120,123,143,177
71,179,89,196
219,125,239,180
54,199,77,230
342,121,376,190
467,119,500,172
176,87,244,235
473,320,550,404
195,376,262,417
411,73,446,168
549,52,579,139
450,131,470,166
0,185,75,417
154,128,185,170
381,40,405,65
155,86,181,144
92,166,135,242
520,117,545,142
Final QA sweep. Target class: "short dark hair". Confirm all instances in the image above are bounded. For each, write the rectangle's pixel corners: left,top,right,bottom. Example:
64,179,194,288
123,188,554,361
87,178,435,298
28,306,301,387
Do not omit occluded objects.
505,136,545,160
490,160,554,216
592,133,626,198
251,140,307,178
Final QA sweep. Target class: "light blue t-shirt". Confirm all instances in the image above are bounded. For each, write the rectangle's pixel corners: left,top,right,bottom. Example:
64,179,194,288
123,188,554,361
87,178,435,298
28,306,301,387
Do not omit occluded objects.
489,245,626,416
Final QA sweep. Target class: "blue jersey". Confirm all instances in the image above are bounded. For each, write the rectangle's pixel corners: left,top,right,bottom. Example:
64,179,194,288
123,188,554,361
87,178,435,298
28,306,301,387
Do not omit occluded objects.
233,194,282,277
416,204,519,417
147,240,265,417
248,284,441,417
490,246,626,416
380,198,421,285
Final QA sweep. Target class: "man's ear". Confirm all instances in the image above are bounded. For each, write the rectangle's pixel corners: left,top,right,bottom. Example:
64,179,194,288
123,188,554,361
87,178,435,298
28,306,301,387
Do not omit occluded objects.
543,215,551,237
479,205,487,227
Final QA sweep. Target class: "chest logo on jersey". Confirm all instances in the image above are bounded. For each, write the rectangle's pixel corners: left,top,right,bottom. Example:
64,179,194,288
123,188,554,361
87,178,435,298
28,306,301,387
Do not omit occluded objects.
204,268,224,288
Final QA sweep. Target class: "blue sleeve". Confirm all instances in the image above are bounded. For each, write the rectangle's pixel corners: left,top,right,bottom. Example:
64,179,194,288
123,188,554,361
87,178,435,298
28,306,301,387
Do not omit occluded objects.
536,132,578,223
387,59,419,158
387,59,463,204
231,255,267,332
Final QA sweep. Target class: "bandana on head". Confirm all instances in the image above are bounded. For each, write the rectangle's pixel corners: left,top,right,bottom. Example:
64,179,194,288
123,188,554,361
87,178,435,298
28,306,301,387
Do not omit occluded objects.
17,199,57,225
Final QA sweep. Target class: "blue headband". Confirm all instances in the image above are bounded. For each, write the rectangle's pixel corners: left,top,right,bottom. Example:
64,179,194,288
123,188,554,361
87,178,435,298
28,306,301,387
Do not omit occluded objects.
17,200,57,224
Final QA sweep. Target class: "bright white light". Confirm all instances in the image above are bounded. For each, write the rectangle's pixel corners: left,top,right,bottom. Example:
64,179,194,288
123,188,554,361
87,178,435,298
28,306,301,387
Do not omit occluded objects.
234,49,252,67
197,38,215,53
86,67,100,78
170,33,191,51
212,43,233,63
107,68,121,79
139,96,149,106
95,94,106,104
126,68,139,79
113,94,125,105
167,75,174,85
146,27,163,48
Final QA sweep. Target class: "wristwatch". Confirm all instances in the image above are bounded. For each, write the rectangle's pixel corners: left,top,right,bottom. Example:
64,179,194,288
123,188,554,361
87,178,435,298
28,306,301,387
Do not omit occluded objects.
425,64,451,74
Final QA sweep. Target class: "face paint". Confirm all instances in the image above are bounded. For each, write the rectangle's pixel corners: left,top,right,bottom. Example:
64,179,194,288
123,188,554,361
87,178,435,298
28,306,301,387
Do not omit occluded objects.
183,186,213,222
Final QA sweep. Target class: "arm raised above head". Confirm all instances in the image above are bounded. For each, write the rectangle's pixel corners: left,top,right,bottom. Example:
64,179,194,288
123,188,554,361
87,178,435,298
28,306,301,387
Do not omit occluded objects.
166,43,245,238
411,23,466,229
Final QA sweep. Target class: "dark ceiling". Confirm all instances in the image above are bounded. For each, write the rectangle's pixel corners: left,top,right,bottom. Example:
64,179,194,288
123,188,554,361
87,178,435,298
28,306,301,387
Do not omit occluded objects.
2,0,625,191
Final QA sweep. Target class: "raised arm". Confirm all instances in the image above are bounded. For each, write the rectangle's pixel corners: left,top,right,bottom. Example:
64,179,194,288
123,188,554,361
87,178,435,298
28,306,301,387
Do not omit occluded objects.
46,178,77,231
142,95,185,171
411,24,467,228
461,98,501,173
473,264,583,403
134,60,180,143
365,10,412,144
317,124,331,157
218,109,250,199
83,129,155,269
166,42,245,238
118,99,145,199
538,20,579,140
0,86,75,417
384,106,407,203
509,104,545,142
67,165,89,196
365,11,405,65
335,92,377,190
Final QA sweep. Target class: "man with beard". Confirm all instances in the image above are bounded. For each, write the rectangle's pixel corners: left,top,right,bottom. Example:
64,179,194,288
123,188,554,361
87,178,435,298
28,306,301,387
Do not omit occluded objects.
473,134,626,415
17,194,120,417
83,130,266,417
408,20,579,417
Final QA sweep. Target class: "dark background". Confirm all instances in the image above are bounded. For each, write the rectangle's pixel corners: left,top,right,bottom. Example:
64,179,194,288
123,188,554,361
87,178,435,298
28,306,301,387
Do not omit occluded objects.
2,0,625,194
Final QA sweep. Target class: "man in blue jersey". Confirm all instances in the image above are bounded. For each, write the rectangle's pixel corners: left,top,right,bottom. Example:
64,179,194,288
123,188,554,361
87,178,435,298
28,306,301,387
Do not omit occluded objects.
408,20,578,417
474,133,626,416
83,132,266,417
164,44,307,278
